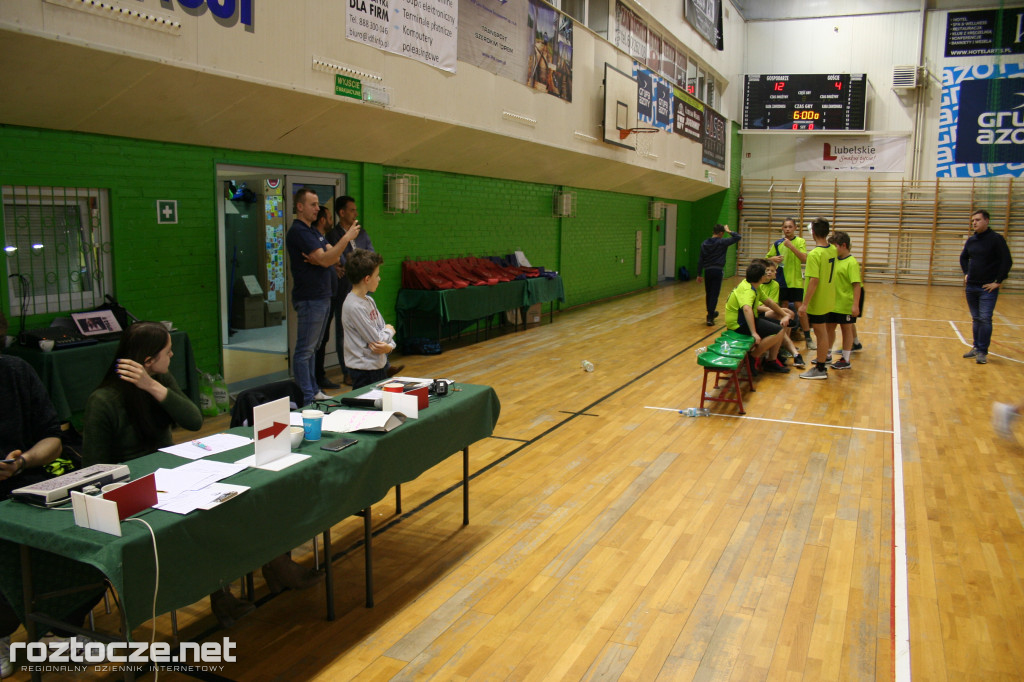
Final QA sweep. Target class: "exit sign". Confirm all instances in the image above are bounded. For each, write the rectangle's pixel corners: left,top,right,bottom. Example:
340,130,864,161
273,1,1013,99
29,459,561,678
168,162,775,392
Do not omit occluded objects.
336,75,362,100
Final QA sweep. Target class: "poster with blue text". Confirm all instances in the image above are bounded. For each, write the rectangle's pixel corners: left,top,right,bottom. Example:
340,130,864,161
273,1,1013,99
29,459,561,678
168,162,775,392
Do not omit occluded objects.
939,64,1024,177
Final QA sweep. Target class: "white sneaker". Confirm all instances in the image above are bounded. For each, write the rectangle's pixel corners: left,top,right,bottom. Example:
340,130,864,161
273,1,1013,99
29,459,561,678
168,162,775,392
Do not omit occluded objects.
805,336,817,350
1,635,12,677
313,391,331,401
993,402,1019,440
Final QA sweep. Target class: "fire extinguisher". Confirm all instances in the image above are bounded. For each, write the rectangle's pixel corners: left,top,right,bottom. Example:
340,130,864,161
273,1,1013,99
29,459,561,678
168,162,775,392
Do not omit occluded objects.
737,194,744,213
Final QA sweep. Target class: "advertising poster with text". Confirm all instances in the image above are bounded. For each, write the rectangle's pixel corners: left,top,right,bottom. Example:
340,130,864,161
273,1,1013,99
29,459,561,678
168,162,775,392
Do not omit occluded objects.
458,0,529,81
939,64,1024,178
347,0,458,73
795,137,907,172
673,87,703,142
702,106,726,170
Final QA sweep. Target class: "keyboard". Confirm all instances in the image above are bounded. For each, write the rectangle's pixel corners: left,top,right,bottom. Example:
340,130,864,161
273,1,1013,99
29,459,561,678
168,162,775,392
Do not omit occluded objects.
12,464,130,507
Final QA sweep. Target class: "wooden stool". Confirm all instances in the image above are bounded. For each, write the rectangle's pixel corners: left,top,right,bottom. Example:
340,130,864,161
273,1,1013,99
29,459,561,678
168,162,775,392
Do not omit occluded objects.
698,350,754,414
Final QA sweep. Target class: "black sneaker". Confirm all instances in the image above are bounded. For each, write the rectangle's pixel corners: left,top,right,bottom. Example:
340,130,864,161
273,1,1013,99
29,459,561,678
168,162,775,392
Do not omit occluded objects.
793,354,806,368
762,360,791,373
831,359,851,370
963,348,978,358
851,341,862,352
976,352,988,364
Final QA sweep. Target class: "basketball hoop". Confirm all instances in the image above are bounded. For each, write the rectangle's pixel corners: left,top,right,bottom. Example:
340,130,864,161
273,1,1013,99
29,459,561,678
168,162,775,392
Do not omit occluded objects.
619,127,658,158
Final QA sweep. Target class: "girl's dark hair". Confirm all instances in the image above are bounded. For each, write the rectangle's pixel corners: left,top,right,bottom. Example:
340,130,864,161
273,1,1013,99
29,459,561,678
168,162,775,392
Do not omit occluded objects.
100,321,174,449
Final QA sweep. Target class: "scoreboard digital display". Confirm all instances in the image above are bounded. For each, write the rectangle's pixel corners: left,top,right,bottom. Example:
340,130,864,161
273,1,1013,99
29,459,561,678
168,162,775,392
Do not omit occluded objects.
743,73,867,131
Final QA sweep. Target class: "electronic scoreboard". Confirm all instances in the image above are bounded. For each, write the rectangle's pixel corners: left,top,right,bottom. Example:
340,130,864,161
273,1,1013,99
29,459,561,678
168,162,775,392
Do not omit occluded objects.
743,74,867,131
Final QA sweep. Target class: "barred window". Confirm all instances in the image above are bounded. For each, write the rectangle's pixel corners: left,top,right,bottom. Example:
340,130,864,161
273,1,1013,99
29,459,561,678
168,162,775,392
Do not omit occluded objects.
3,186,113,316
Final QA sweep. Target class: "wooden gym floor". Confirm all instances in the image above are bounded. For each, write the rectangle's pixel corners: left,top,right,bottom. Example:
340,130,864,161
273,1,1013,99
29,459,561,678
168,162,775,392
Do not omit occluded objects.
9,279,1024,681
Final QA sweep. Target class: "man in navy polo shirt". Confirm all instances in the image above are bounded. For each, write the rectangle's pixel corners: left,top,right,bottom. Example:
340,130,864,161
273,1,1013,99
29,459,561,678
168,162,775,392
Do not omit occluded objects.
285,188,360,404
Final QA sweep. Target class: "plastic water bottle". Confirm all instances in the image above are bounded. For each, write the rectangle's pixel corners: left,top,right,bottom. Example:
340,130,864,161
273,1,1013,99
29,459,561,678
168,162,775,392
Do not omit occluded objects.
581,360,594,372
721,341,731,353
681,407,711,417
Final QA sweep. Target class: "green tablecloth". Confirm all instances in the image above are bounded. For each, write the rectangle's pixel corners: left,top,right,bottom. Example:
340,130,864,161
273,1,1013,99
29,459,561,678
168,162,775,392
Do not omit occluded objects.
4,331,199,427
524,276,565,307
395,275,564,344
0,383,500,630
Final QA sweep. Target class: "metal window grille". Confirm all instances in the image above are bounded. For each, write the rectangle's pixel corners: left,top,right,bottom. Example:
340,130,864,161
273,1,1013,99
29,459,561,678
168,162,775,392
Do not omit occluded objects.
3,185,113,316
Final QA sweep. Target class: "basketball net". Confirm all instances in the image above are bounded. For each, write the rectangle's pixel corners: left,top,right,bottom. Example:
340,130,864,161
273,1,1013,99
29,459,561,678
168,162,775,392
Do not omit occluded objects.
619,127,657,159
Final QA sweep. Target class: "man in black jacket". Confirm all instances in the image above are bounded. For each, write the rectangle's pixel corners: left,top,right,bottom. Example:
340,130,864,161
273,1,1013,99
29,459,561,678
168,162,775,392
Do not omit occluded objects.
960,209,1013,365
696,223,741,326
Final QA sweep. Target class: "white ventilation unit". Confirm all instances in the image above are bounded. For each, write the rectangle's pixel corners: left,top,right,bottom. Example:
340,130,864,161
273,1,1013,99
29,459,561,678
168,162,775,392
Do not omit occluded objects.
553,190,576,218
892,65,921,90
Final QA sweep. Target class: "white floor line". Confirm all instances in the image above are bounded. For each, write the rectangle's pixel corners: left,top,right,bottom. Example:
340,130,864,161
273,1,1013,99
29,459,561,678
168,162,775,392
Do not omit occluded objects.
643,407,893,433
948,320,1024,364
891,317,911,682
898,333,960,340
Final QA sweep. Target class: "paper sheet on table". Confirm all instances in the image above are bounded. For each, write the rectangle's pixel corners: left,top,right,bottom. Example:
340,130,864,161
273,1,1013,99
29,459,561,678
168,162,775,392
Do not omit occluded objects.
234,452,310,471
290,412,304,426
156,483,250,515
154,460,247,496
322,410,406,433
159,433,253,460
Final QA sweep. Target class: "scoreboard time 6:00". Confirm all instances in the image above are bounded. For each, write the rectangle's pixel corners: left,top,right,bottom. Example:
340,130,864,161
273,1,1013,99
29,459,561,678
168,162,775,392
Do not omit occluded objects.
743,74,867,131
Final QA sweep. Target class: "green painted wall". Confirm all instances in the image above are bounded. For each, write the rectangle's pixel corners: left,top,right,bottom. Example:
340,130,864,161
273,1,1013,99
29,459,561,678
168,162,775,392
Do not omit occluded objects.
1,124,691,375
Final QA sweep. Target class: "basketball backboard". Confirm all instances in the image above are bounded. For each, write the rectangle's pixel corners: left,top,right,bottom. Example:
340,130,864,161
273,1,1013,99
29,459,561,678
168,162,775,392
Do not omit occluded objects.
603,63,638,150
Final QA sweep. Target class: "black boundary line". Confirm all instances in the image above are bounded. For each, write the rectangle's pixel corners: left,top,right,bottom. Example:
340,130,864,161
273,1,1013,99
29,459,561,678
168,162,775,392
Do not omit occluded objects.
558,410,599,417
327,327,722,556
488,435,530,443
175,326,723,680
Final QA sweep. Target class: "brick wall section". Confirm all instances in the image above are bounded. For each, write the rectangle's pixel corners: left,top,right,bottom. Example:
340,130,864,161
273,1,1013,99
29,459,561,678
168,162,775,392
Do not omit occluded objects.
0,125,361,374
0,124,726,373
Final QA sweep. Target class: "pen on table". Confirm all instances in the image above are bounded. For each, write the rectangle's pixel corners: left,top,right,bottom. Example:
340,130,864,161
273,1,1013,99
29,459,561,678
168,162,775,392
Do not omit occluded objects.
192,440,213,451
214,491,238,504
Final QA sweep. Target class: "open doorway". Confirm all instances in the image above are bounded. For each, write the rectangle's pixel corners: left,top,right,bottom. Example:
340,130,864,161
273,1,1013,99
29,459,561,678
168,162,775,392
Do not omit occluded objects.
216,167,345,392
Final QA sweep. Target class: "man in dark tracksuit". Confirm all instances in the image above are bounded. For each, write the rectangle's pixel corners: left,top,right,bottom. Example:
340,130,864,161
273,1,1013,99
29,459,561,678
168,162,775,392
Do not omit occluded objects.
960,208,1013,365
696,223,742,326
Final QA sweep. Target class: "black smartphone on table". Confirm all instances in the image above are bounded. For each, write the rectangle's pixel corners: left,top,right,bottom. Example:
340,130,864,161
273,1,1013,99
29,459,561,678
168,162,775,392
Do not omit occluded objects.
320,437,358,452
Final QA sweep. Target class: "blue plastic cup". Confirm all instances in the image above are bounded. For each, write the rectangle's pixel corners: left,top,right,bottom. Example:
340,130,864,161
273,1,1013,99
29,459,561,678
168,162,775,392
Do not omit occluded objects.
302,409,324,441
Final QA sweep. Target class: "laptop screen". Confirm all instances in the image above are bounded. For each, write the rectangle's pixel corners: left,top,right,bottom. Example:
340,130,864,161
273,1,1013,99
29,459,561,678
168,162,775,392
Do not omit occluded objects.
70,310,123,337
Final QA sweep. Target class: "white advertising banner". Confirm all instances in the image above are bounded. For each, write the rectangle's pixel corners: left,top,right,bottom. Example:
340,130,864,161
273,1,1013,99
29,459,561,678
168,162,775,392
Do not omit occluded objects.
347,0,459,73
458,0,529,81
795,136,907,172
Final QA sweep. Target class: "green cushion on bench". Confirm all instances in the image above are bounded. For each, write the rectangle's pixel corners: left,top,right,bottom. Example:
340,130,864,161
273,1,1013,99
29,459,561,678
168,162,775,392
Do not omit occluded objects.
709,341,749,358
698,351,741,369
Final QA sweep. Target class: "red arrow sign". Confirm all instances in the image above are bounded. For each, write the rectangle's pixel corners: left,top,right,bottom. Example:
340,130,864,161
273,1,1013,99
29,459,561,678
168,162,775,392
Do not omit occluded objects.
257,422,288,441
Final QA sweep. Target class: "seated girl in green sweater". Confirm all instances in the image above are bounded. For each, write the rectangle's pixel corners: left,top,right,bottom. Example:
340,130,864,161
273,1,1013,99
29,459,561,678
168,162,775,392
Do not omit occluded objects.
83,321,203,464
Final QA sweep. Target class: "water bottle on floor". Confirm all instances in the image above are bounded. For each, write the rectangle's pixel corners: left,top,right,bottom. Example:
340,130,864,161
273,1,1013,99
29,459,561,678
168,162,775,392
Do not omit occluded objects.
581,360,594,372
682,407,711,417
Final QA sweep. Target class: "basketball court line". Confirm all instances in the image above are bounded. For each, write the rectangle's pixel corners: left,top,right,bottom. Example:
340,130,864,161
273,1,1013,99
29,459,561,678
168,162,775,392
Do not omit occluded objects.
643,406,894,433
891,318,911,682
898,315,1024,329
948,320,1024,364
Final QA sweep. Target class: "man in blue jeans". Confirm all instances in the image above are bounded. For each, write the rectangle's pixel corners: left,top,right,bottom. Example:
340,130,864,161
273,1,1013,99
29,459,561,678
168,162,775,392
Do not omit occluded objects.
285,189,360,404
960,208,1013,365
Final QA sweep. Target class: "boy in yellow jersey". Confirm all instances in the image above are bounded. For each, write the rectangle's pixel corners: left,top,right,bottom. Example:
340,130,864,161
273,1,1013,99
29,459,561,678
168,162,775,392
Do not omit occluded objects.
756,259,804,369
825,231,862,370
798,218,838,379
725,260,789,373
766,217,814,349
